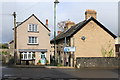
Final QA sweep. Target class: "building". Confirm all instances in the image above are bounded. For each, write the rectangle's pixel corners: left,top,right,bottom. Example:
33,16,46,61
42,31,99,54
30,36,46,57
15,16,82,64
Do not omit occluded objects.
115,37,120,44
115,37,120,57
8,40,14,56
50,20,75,65
51,9,117,67
57,20,75,35
12,14,51,65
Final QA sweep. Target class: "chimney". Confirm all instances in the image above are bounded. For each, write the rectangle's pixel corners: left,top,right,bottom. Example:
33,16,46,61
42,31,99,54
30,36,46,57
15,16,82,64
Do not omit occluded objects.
85,9,97,20
57,31,62,34
64,21,75,31
46,19,48,26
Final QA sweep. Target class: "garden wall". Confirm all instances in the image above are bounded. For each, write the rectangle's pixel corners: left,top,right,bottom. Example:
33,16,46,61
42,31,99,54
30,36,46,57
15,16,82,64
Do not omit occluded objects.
76,57,120,68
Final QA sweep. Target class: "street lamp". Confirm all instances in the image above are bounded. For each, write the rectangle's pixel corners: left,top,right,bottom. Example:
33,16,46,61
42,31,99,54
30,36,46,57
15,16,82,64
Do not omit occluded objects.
54,0,59,65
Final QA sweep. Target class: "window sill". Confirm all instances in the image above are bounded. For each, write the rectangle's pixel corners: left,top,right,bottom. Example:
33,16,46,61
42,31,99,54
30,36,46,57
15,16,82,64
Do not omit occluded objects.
27,43,39,45
21,59,35,61
28,31,39,33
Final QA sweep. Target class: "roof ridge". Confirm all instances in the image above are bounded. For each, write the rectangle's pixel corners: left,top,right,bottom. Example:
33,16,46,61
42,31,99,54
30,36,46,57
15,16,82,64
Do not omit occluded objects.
51,17,116,42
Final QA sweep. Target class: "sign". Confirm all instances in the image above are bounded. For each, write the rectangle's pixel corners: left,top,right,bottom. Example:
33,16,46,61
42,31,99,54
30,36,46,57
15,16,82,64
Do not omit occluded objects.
64,47,75,52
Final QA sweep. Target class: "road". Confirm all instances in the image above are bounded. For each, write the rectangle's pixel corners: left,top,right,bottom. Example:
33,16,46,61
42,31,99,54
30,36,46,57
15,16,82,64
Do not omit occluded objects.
1,66,120,80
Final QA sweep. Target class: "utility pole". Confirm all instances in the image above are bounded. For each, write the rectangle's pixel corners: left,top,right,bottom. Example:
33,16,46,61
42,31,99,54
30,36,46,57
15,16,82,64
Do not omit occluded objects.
54,0,59,65
12,12,17,65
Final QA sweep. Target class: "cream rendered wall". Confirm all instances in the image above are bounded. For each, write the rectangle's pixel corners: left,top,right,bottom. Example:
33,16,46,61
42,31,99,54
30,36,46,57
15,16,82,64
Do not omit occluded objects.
16,16,51,64
73,20,115,58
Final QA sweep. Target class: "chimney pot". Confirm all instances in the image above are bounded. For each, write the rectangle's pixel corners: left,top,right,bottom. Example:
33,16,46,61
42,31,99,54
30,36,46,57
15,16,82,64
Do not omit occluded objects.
46,19,48,26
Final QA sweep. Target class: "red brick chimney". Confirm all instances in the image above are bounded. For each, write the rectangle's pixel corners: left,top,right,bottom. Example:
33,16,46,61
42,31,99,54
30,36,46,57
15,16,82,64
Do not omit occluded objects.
85,9,97,20
46,19,48,26
57,31,62,34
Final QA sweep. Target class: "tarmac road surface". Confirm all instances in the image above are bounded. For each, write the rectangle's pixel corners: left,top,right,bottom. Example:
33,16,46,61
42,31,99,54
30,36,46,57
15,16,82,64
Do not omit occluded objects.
1,66,120,80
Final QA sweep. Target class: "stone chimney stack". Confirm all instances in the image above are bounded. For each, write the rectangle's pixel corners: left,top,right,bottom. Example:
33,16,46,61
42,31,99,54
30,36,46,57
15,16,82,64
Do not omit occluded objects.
64,21,75,31
46,19,48,26
85,9,97,20
57,31,62,34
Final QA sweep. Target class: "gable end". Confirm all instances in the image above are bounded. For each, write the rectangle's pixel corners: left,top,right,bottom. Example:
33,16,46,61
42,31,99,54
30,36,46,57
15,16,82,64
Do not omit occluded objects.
71,17,117,39
16,14,50,32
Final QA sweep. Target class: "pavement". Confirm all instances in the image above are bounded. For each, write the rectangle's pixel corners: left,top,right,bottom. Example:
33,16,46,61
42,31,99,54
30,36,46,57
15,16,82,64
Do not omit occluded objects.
4,64,75,69
5,64,120,70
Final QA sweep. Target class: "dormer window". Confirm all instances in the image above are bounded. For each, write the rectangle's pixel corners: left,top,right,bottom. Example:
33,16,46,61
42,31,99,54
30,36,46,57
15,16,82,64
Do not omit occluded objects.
28,24,38,32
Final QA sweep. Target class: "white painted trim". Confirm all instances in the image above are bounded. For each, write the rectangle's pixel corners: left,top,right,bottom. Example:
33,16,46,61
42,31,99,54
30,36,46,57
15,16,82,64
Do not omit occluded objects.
21,52,33,60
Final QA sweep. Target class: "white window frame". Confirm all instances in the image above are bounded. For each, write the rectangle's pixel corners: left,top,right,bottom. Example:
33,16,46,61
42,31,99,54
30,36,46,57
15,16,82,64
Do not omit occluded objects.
28,36,38,44
21,52,33,60
28,24,38,32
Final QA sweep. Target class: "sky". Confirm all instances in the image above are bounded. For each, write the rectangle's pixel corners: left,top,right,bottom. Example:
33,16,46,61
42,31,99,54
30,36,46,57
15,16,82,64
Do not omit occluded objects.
0,0,119,43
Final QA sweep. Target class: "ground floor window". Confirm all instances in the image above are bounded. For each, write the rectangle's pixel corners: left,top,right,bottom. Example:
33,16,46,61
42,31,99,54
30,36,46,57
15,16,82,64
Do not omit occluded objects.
21,52,35,60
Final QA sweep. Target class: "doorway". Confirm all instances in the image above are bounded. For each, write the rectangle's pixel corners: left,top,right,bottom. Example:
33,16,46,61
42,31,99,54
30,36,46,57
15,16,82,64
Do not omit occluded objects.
40,52,46,65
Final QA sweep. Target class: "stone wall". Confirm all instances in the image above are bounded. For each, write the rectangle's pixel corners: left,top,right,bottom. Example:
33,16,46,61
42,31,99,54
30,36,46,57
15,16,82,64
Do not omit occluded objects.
76,57,120,68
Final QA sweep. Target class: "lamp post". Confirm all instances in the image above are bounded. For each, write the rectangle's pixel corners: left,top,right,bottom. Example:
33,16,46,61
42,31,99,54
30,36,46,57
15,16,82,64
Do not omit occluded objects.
54,0,59,65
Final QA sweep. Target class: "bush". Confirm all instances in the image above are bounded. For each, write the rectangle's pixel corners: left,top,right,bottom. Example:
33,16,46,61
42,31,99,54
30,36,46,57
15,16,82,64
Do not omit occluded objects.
1,51,9,55
57,64,63,67
8,57,14,65
38,60,41,63
46,60,49,64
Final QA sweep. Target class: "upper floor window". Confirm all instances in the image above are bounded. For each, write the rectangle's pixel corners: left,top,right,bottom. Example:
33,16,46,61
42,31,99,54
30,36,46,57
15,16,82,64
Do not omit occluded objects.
28,24,38,32
28,36,38,44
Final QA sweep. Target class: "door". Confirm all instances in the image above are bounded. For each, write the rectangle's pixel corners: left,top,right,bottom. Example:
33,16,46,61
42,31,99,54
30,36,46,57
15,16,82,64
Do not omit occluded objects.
40,52,46,65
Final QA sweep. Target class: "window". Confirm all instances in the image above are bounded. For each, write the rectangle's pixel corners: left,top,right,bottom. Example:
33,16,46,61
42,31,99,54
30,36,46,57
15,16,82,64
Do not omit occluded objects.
51,46,54,48
24,53,27,59
21,52,33,60
28,36,38,44
28,24,38,32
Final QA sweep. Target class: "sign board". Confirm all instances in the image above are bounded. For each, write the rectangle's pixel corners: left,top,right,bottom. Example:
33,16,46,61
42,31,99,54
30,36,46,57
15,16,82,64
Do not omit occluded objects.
64,47,75,52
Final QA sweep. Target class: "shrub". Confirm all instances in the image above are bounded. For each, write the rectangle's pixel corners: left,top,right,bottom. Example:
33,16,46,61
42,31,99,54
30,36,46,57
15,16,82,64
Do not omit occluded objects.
57,64,63,67
38,60,41,63
46,60,49,64
8,57,14,65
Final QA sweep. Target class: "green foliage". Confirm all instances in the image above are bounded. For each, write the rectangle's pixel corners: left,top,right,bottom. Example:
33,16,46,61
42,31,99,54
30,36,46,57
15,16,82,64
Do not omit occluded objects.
8,57,14,65
101,40,114,57
32,53,35,59
1,51,9,55
0,44,8,49
101,48,107,57
46,60,49,63
108,48,114,57
57,64,63,67
38,60,41,63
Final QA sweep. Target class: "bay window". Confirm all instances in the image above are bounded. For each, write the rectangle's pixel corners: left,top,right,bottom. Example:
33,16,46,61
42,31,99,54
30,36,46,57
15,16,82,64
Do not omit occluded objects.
21,52,35,60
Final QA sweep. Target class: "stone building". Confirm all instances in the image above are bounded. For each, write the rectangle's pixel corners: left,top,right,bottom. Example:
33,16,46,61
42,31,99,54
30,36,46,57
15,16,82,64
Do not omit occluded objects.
51,9,117,67
11,14,51,65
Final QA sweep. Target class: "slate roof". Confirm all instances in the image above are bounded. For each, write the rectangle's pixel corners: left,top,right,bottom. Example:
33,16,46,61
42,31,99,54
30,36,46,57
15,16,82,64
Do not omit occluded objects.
9,40,14,44
16,14,50,32
51,17,117,42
